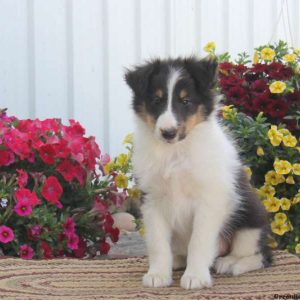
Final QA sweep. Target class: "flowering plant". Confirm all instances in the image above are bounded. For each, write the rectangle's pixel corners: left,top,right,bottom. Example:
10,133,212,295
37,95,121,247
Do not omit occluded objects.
222,106,300,254
0,108,128,259
214,41,300,135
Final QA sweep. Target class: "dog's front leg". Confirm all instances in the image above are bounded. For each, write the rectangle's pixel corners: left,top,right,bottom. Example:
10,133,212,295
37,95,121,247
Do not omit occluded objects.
142,203,173,288
180,201,228,290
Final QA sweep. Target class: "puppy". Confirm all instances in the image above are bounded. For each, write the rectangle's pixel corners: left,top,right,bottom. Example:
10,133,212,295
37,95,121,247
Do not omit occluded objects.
125,57,272,290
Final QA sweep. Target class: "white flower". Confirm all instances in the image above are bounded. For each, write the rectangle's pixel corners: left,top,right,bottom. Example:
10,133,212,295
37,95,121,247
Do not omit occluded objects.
0,198,8,208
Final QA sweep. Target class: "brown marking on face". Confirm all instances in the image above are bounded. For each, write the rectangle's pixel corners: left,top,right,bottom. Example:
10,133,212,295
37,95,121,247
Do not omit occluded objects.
137,104,156,129
178,105,206,139
179,89,188,100
155,89,164,98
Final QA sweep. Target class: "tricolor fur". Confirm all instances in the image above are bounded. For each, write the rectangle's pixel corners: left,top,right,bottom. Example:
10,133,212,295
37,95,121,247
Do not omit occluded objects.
125,57,272,290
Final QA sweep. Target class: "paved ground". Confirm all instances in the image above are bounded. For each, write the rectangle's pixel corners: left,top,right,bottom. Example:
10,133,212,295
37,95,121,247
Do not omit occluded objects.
108,232,146,258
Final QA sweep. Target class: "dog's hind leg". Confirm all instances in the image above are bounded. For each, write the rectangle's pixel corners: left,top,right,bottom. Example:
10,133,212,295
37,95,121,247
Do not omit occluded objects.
214,228,272,275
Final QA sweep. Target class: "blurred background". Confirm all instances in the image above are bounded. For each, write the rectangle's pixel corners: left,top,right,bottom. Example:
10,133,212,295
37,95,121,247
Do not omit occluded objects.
0,0,299,156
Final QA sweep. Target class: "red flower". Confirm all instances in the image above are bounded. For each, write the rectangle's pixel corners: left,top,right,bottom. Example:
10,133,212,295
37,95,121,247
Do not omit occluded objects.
19,244,34,260
27,225,42,241
39,144,56,164
53,140,70,158
67,233,79,250
267,100,289,118
251,63,268,74
40,241,53,259
99,241,110,254
63,217,75,237
41,176,63,205
15,188,39,206
226,86,248,104
286,91,300,105
252,94,273,113
108,227,120,243
14,201,32,217
93,196,108,215
16,169,28,187
267,62,293,80
63,120,85,139
56,160,76,182
0,225,14,244
4,130,31,159
73,236,87,258
251,79,268,94
0,149,15,166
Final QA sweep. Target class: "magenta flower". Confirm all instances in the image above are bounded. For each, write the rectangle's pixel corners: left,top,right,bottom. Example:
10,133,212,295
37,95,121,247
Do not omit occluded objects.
14,201,32,217
67,233,79,250
0,225,14,244
63,217,75,237
19,244,34,260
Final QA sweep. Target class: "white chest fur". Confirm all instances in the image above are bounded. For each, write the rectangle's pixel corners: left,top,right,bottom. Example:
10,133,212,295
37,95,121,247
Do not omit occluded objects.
133,116,241,233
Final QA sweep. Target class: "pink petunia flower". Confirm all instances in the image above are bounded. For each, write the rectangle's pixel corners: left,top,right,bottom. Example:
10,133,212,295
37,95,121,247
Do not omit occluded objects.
0,225,14,244
63,217,75,237
19,244,34,259
15,188,39,206
40,241,53,259
41,176,63,205
67,233,79,250
16,169,28,187
14,201,32,217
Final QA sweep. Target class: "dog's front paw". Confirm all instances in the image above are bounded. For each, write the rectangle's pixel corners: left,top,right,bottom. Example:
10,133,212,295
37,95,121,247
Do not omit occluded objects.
143,272,172,288
180,270,212,290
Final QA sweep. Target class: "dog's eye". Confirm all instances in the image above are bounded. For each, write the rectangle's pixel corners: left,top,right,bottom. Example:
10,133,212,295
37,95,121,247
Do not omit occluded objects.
181,98,190,106
153,96,162,105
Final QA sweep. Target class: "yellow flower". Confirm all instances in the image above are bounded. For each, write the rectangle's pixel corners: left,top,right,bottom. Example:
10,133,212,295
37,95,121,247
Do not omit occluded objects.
253,51,259,64
280,198,291,210
286,175,295,185
103,161,114,175
261,47,275,61
244,166,252,179
116,153,129,167
274,212,287,225
274,160,292,175
263,197,281,212
128,187,141,200
293,163,300,176
287,221,293,232
123,133,133,145
265,170,285,185
283,53,297,63
278,128,290,136
221,105,233,119
268,126,283,146
294,49,300,56
297,147,300,153
282,135,297,147
258,184,276,198
114,173,128,189
203,41,215,53
269,81,286,94
295,244,300,254
256,146,264,156
271,221,289,236
293,193,300,205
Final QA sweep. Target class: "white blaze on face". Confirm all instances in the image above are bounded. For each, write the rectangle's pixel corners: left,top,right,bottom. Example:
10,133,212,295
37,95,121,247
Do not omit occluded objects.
155,68,182,138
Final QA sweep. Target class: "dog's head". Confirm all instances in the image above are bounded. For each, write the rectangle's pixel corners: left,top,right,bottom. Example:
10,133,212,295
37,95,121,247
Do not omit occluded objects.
125,57,218,143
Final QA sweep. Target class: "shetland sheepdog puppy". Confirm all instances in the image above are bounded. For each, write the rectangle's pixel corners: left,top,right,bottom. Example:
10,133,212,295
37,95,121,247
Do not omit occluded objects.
125,57,272,290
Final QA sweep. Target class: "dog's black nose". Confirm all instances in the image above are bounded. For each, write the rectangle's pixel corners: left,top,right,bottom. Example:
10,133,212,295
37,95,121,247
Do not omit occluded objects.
161,128,177,140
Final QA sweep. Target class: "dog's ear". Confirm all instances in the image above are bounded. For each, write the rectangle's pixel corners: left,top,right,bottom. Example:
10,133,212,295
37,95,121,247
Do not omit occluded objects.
184,57,218,91
124,60,160,96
